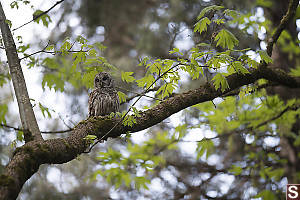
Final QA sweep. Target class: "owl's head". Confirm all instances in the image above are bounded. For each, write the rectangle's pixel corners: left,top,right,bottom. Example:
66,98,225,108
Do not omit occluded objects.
94,72,114,88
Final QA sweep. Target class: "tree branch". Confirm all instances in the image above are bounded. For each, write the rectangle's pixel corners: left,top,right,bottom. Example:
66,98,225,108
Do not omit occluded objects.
0,123,72,134
12,0,65,31
0,3,42,142
266,0,298,56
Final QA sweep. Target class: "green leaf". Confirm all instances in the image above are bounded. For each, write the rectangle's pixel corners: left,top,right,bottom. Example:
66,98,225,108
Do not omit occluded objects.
83,135,97,144
231,61,249,74
258,50,273,64
42,73,65,91
169,47,182,55
117,91,127,103
131,106,141,117
136,75,155,88
256,0,273,8
45,44,54,51
93,42,107,51
17,130,24,142
0,104,7,124
33,10,52,27
17,44,30,53
229,165,243,175
157,83,176,98
175,124,187,138
38,103,51,118
223,9,239,19
214,29,239,49
212,73,229,92
10,1,19,9
82,71,98,88
196,140,214,159
196,43,211,47
5,20,12,28
121,71,135,83
122,115,137,127
194,17,211,34
23,1,30,5
76,35,88,44
197,5,224,20
213,18,225,25
134,176,150,190
295,135,300,146
254,190,277,200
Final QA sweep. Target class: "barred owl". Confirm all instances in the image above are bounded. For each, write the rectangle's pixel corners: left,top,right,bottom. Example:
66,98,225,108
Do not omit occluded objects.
88,72,119,117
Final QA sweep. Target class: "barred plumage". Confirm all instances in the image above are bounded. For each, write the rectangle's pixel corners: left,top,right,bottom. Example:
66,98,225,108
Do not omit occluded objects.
88,72,119,117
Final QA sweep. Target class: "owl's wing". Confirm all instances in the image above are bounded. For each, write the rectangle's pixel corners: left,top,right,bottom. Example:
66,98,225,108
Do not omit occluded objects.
88,89,98,117
113,90,120,113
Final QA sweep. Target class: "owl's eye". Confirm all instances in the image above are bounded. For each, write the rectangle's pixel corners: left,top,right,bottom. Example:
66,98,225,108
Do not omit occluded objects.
95,78,99,82
102,76,108,81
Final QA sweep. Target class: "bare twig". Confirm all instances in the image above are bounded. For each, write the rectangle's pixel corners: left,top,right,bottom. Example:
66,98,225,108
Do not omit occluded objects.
0,123,72,134
12,0,65,31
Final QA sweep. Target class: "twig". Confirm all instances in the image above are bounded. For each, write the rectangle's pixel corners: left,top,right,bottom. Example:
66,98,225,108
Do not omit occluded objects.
266,0,299,56
19,40,50,60
221,82,279,97
116,86,161,103
254,104,300,129
58,113,75,128
12,0,65,31
41,129,73,134
0,123,72,134
19,48,89,60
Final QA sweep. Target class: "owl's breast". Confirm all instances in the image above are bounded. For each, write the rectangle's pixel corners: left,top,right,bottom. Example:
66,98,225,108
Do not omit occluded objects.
88,88,119,117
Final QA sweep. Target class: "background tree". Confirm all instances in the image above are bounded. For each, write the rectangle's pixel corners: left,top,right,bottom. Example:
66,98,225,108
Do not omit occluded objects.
0,0,299,199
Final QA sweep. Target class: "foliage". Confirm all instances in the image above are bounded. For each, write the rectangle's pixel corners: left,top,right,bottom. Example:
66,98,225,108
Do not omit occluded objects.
91,132,175,190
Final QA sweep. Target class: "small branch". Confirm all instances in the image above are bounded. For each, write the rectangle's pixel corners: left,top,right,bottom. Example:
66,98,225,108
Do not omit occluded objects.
116,86,161,103
254,104,300,129
58,113,74,129
221,82,279,97
0,123,22,131
19,41,51,60
12,0,65,31
0,123,72,134
41,129,73,134
19,47,89,61
266,0,299,56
